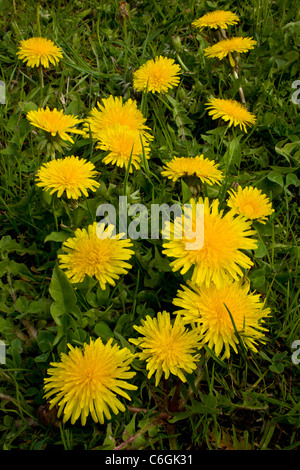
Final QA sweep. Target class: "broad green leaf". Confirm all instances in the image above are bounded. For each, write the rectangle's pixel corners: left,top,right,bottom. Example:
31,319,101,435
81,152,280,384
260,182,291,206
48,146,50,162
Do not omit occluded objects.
94,321,114,340
37,331,56,353
269,362,284,373
49,264,79,326
44,231,71,243
34,351,50,363
223,136,241,169
286,173,300,187
168,411,192,423
0,316,15,341
267,171,284,187
49,264,77,311
181,179,192,204
254,240,268,258
10,338,22,368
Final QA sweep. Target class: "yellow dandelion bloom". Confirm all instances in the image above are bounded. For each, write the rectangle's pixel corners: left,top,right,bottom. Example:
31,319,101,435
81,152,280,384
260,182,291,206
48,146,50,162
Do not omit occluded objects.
161,155,224,185
192,10,239,30
227,186,274,224
96,123,150,172
133,56,181,94
205,97,256,133
44,338,137,425
58,222,134,288
173,280,270,359
162,197,257,289
35,156,100,199
27,107,84,143
129,311,201,386
204,37,257,60
84,95,152,142
17,37,63,68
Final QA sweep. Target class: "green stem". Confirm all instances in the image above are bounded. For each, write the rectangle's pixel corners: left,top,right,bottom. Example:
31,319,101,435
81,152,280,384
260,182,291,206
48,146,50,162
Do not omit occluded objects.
62,200,75,227
52,197,58,231
217,29,247,106
36,3,41,36
37,3,44,104
39,65,44,103
175,52,190,72
140,88,148,118
84,195,94,223
217,123,230,159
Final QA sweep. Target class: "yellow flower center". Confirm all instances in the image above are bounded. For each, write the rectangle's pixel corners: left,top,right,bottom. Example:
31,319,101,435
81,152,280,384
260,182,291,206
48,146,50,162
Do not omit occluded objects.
242,203,256,217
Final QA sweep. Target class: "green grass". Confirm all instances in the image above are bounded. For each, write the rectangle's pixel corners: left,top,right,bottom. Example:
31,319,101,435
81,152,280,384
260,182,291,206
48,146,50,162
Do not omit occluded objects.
0,0,299,451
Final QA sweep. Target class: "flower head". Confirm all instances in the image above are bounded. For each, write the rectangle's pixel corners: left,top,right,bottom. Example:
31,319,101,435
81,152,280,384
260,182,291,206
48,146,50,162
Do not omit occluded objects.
27,107,84,143
58,222,134,288
133,56,181,94
192,10,239,30
35,156,100,199
162,197,257,289
204,37,257,61
161,155,224,185
205,97,256,133
84,95,152,142
44,338,137,425
227,186,274,224
17,37,63,68
173,280,270,359
129,311,201,386
96,123,150,172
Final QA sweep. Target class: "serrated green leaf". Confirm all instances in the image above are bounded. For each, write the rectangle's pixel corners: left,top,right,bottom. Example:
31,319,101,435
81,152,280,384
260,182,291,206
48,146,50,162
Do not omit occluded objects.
6,260,36,281
122,413,136,440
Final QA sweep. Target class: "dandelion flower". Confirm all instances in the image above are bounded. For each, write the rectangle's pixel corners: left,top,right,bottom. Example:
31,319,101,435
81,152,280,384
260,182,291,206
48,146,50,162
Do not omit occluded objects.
133,56,181,94
173,280,271,359
96,123,150,172
129,311,201,386
227,186,274,224
204,37,257,61
192,10,239,30
161,155,224,185
17,37,63,68
27,107,84,143
35,156,100,199
205,97,256,133
84,95,152,142
44,338,137,425
162,197,257,289
58,222,134,288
